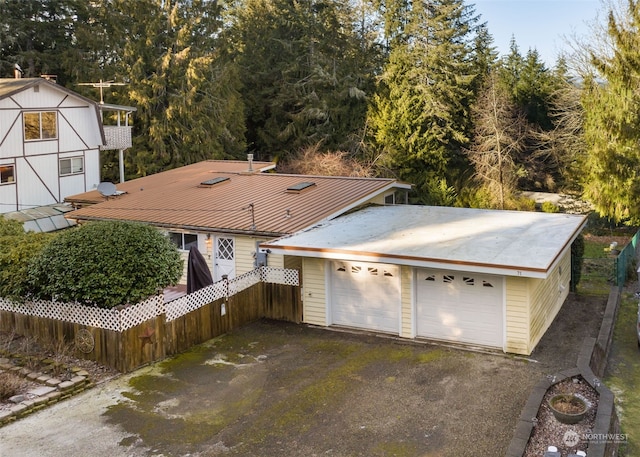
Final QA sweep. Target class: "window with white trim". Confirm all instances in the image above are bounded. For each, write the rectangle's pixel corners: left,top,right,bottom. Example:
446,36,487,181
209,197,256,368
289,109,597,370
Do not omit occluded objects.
59,157,84,176
24,111,57,140
0,165,15,184
169,232,198,251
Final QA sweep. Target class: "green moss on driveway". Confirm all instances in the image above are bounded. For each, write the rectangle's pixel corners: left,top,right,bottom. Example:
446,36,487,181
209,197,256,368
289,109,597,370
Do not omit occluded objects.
102,321,542,456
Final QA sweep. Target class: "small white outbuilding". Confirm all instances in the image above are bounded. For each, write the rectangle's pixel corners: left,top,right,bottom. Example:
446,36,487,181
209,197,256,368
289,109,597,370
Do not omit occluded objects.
261,205,587,355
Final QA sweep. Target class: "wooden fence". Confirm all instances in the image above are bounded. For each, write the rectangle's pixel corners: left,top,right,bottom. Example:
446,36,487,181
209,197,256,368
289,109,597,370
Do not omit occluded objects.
0,267,301,373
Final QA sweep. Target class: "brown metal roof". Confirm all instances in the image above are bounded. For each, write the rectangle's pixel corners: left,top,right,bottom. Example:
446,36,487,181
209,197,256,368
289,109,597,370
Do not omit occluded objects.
65,161,403,237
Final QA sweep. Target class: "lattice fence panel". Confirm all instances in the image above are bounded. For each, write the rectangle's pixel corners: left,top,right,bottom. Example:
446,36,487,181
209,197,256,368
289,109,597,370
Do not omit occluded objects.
0,267,300,330
228,269,261,296
117,295,165,331
261,267,299,286
0,297,121,331
165,282,226,322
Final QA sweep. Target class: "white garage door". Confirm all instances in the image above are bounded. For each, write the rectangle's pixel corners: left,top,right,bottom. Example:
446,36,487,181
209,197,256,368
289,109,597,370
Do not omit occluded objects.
330,261,401,334
416,269,503,348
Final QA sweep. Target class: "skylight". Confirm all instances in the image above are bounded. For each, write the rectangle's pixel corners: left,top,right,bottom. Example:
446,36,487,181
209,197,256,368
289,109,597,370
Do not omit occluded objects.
286,181,316,193
200,177,230,186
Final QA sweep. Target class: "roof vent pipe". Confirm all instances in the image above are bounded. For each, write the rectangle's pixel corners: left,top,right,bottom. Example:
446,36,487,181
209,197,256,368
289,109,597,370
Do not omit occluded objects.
14,63,23,79
247,153,254,172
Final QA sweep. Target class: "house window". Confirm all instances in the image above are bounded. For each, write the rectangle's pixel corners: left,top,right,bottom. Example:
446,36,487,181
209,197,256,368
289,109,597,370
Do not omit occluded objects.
169,232,198,251
24,111,57,140
385,193,395,205
59,157,84,176
0,165,15,184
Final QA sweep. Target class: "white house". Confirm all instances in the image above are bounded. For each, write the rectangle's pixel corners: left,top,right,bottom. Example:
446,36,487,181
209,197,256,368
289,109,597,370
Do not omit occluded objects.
261,205,587,355
0,77,133,216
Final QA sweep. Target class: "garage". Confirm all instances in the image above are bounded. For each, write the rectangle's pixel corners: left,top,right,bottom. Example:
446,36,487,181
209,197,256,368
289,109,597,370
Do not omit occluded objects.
330,260,401,334
416,268,504,348
262,205,587,355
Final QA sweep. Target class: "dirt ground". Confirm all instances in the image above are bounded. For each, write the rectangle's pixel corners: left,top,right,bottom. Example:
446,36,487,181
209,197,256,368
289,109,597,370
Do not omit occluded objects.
0,291,607,457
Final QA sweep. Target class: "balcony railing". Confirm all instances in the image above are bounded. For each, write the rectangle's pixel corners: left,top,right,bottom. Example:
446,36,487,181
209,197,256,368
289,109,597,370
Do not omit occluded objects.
101,125,132,150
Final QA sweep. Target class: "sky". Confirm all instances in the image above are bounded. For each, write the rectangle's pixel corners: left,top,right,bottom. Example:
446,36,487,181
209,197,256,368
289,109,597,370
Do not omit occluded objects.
471,0,603,67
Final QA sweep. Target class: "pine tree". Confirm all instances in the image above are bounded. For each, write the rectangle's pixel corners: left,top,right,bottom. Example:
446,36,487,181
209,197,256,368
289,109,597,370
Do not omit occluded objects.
226,0,374,162
105,0,246,177
582,0,640,223
0,0,88,82
368,0,480,203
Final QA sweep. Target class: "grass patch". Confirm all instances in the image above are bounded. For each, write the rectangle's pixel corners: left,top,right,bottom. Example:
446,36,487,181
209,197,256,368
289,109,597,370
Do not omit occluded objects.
415,348,449,364
578,238,617,295
605,291,640,456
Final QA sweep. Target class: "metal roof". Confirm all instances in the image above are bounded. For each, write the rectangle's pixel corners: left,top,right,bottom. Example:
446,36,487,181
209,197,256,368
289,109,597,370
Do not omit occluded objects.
261,205,588,278
3,204,77,233
65,161,405,237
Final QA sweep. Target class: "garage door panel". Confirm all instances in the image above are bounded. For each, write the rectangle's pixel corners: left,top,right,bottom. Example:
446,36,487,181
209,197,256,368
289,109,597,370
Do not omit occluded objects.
331,261,400,334
417,269,503,348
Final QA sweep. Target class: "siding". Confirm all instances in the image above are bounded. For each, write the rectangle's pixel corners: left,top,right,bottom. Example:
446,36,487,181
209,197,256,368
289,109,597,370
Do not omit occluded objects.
284,255,302,271
235,236,259,275
302,257,327,326
505,277,530,354
528,248,571,351
401,266,413,338
177,250,190,285
0,81,103,212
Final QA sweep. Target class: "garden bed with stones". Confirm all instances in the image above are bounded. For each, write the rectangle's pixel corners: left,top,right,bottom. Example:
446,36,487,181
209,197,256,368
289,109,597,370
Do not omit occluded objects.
0,330,118,426
524,376,598,457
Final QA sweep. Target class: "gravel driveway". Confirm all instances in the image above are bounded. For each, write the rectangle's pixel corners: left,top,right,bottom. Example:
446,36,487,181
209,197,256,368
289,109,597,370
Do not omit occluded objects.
0,293,606,457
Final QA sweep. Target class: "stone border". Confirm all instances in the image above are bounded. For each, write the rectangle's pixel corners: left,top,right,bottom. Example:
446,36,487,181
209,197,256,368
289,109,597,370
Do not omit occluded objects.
0,358,93,427
506,286,623,457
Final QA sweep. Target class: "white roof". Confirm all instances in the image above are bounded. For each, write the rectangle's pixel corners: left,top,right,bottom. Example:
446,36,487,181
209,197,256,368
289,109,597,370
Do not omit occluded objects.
261,205,587,278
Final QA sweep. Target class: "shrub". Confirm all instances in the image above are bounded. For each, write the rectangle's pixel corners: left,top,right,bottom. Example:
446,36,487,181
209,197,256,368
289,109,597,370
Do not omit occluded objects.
0,217,53,300
0,371,27,401
456,186,494,209
541,201,560,213
507,196,536,211
27,221,182,308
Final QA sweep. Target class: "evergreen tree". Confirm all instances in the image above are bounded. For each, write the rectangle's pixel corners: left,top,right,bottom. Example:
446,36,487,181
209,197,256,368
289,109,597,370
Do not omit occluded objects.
115,0,245,177
368,0,479,203
0,0,88,83
496,40,569,190
226,0,374,162
470,22,499,92
536,60,585,191
581,0,640,223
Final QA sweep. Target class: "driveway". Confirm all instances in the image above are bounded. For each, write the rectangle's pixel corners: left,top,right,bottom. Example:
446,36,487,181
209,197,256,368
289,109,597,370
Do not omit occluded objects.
0,293,606,457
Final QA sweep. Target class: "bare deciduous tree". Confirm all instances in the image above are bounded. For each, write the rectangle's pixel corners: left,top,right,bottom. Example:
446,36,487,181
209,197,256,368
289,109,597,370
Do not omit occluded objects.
466,71,529,209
